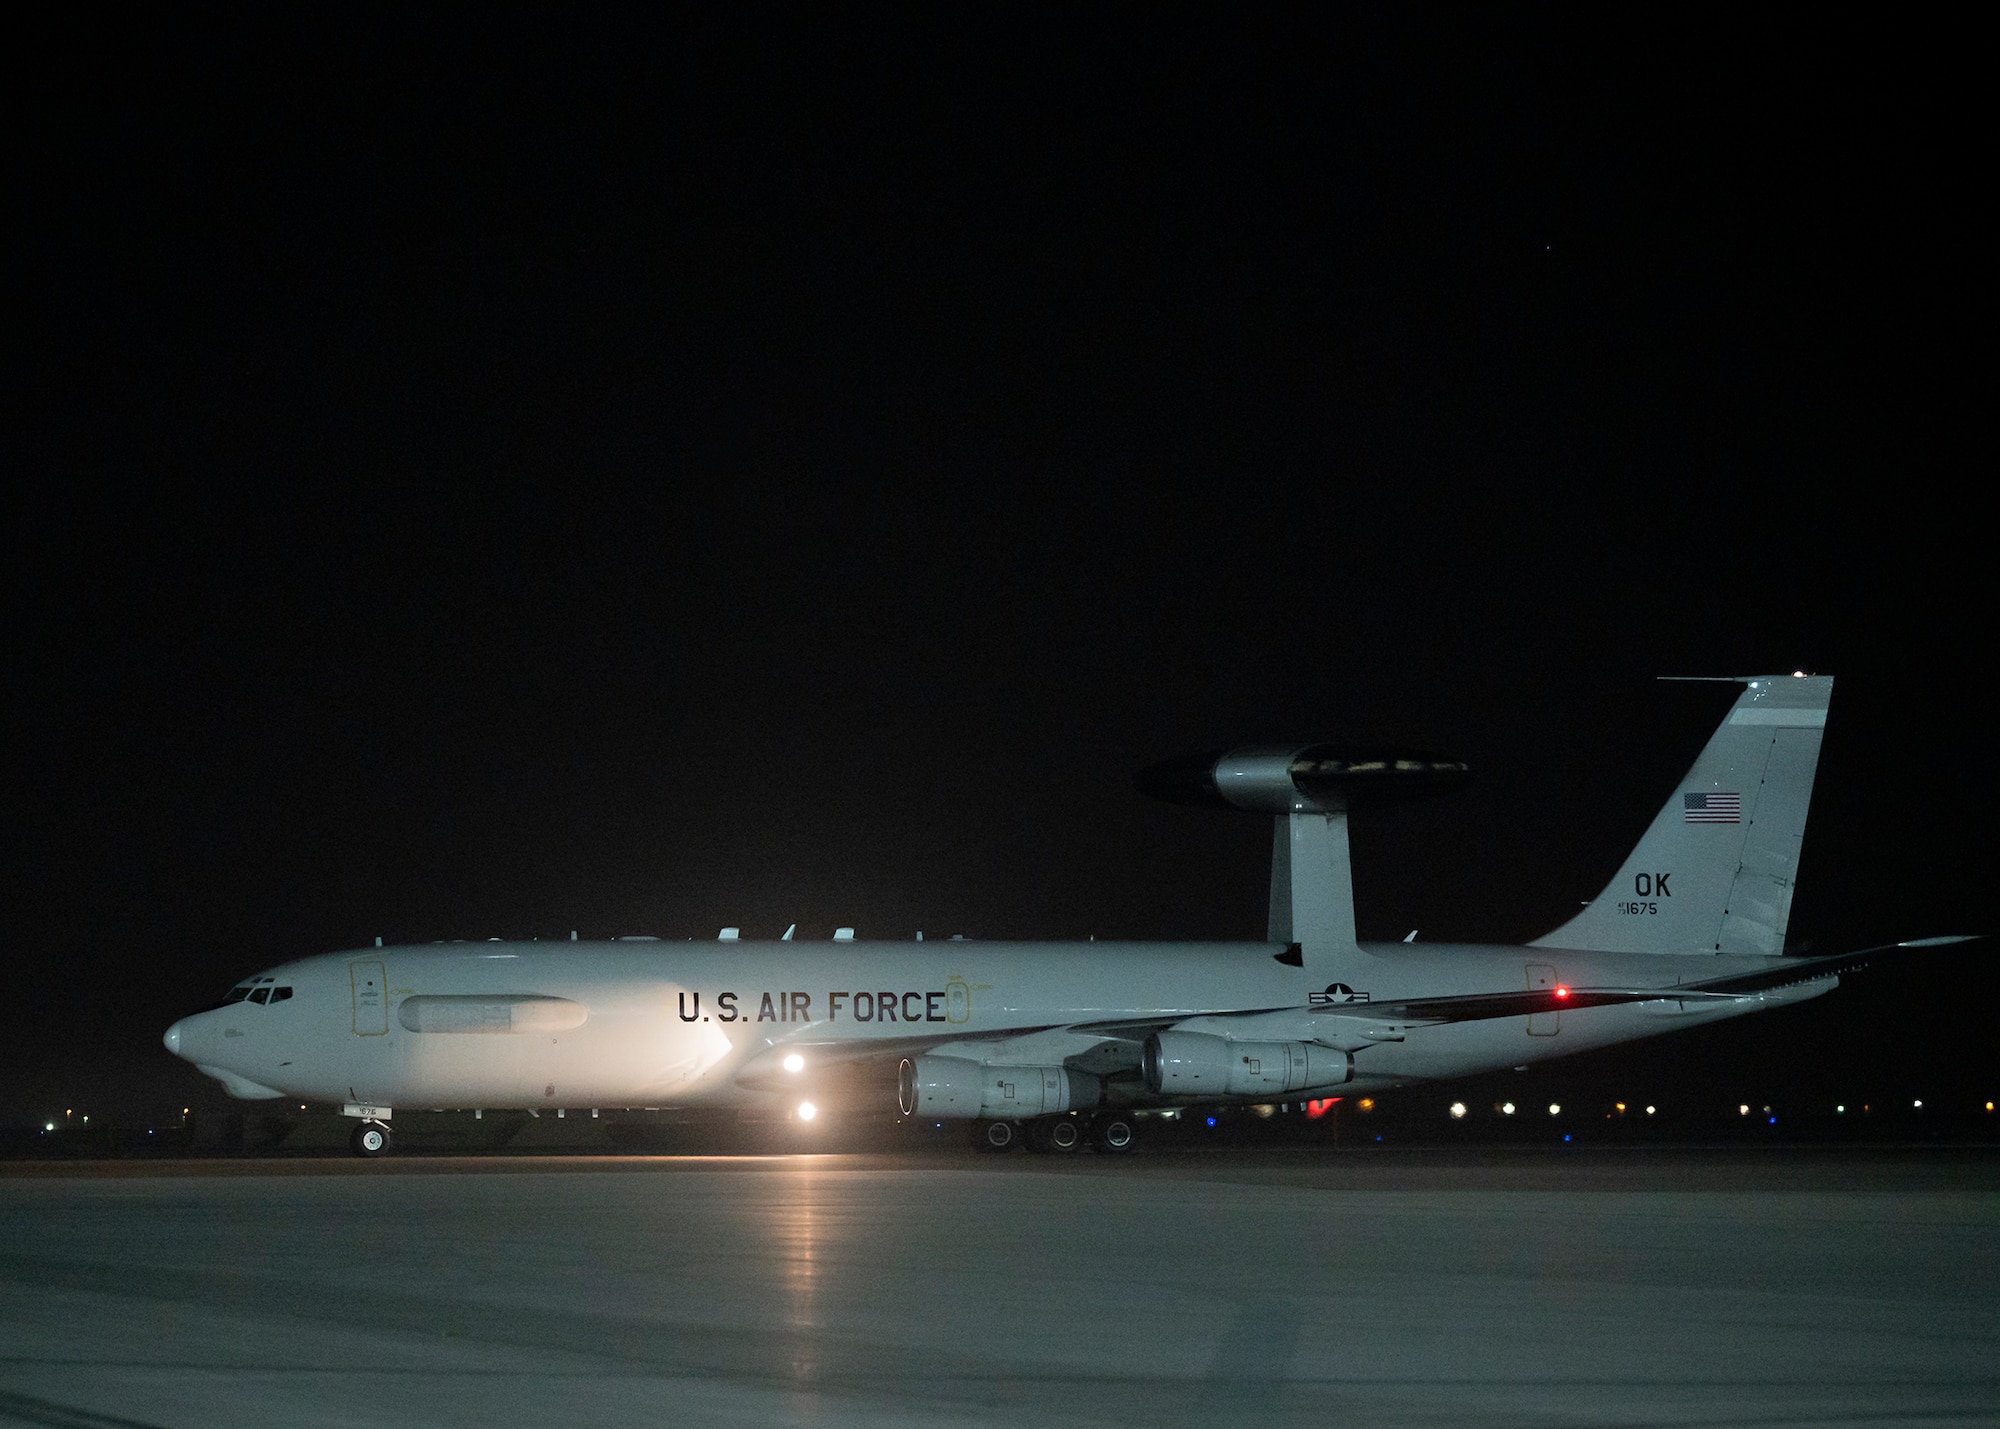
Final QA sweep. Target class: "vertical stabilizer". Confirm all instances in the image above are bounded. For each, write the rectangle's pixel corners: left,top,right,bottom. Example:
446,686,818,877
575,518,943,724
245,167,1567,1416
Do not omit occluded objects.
1532,675,1831,955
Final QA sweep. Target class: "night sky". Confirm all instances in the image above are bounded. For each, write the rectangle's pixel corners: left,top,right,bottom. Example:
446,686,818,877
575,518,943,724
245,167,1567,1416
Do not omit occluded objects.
6,12,1987,1128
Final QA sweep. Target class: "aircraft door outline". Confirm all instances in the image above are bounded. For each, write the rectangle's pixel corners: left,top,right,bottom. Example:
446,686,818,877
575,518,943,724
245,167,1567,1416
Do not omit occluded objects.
1525,962,1560,1037
351,960,388,1035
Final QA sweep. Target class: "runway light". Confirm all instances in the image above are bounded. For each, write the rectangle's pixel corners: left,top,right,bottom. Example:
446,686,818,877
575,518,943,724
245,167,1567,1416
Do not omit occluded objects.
1205,1116,1217,1127
1837,1105,1845,1114
796,1101,817,1122
1449,1102,1467,1119
1987,1102,1994,1113
1913,1100,1923,1110
1358,1098,1375,1111
1501,1102,1516,1115
1548,1104,1561,1117
782,1053,805,1073
1615,1103,1626,1113
1645,1106,1655,1115
1739,1104,1750,1116
44,1122,53,1132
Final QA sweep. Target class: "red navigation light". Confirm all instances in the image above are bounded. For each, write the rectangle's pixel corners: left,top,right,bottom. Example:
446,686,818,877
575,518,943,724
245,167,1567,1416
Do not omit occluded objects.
1554,985,1571,1000
1303,1097,1343,1120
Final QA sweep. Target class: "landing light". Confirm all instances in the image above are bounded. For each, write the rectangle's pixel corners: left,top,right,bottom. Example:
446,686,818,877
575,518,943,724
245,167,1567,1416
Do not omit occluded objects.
1501,1102,1515,1115
1739,1104,1750,1116
1548,1104,1561,1117
782,1053,805,1073
1645,1106,1656,1115
796,1101,818,1122
1449,1102,1467,1119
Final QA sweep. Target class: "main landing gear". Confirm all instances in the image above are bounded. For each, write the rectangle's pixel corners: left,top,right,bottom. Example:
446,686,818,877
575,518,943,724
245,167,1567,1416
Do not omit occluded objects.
350,1121,393,1157
973,1112,1136,1154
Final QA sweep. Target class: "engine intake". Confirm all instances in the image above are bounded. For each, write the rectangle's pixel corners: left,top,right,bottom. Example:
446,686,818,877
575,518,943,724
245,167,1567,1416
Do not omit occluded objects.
899,1056,1099,1119
1141,1031,1352,1097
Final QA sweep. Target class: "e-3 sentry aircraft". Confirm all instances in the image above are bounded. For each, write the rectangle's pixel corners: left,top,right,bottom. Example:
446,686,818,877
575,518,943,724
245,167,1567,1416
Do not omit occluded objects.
162,674,1966,1156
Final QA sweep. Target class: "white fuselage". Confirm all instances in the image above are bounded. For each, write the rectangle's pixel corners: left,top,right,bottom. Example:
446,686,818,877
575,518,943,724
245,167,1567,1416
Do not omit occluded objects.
163,939,1830,1114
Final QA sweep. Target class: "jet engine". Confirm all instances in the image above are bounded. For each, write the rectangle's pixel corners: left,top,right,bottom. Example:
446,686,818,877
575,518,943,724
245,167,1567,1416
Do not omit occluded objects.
1141,1031,1352,1097
899,1056,1099,1119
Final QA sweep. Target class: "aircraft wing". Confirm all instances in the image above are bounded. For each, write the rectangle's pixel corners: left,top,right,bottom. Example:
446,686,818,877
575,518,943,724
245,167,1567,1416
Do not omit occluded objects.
1082,935,1982,1035
742,936,1979,1087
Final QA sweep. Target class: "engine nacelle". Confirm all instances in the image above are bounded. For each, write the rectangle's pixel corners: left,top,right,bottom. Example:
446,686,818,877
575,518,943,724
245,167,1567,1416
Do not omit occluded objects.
898,1056,1098,1119
1141,1031,1352,1097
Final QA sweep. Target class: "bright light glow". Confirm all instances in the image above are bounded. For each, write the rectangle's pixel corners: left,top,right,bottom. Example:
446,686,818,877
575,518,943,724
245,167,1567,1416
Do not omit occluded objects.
44,1122,53,1131
1449,1102,1467,1119
1792,670,1806,677
796,1101,817,1122
1553,985,1570,1000
1837,1105,1845,1114
1914,1099,1923,1109
1303,1097,1338,1119
1615,1103,1626,1113
1548,1103,1561,1117
1645,1106,1656,1115
1205,1116,1217,1127
1988,1102,1995,1113
1501,1102,1515,1115
1739,1104,1751,1115
1357,1097,1375,1111
782,1053,805,1073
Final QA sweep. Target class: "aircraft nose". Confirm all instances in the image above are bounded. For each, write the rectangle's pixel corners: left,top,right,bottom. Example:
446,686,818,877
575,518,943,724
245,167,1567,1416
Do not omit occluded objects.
163,1020,185,1057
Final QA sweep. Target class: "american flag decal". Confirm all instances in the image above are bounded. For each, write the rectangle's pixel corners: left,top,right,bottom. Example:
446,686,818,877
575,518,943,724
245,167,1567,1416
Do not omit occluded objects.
1684,792,1741,824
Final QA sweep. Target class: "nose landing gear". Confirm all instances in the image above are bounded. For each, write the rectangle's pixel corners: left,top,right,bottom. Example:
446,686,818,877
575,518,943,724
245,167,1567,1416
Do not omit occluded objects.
350,1121,392,1157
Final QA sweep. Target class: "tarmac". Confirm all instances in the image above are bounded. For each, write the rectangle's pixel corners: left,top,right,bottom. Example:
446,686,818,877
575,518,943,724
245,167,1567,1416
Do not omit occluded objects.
3,1147,1997,1428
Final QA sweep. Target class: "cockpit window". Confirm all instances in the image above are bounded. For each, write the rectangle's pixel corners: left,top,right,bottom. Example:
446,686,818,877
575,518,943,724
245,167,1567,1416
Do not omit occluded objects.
248,988,271,1004
269,986,293,1003
222,987,250,1004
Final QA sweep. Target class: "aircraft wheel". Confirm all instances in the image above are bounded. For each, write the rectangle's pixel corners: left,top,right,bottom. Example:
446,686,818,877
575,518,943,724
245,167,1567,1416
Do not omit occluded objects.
974,1119,1017,1153
350,1122,392,1158
1038,1117,1082,1153
1090,1114,1136,1154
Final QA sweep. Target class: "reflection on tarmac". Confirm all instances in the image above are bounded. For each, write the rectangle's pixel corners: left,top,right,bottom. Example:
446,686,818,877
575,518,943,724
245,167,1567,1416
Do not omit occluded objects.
2,1150,1997,1428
